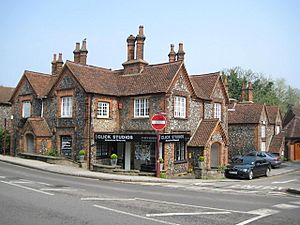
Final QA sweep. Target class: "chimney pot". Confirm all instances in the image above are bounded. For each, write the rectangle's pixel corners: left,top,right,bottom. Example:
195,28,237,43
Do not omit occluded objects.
79,38,88,65
168,44,176,62
127,35,136,61
176,43,185,61
51,54,57,75
136,25,146,60
73,42,80,63
247,81,253,102
56,53,64,74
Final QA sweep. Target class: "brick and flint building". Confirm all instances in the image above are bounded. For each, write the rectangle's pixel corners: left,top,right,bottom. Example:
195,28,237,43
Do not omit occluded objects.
10,26,229,176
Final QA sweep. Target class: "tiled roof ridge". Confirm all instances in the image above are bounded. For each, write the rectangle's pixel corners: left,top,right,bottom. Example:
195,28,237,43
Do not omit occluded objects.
189,72,220,77
65,60,112,72
0,85,15,89
24,70,52,77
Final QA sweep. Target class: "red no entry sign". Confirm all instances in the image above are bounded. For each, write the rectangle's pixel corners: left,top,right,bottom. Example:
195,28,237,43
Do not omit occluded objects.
151,113,166,130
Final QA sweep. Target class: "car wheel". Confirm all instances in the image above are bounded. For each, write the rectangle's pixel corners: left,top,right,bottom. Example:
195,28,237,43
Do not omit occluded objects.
248,170,253,180
265,168,271,177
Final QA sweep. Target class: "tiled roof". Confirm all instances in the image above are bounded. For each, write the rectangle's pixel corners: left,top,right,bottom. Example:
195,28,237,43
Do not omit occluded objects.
228,103,264,124
284,116,300,138
266,106,279,124
188,119,219,146
27,117,52,137
269,132,285,153
24,71,57,97
0,86,15,104
189,72,219,99
66,60,182,96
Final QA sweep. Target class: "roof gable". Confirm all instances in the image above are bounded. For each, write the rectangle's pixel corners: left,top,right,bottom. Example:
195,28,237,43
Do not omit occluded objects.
266,106,281,125
23,117,52,137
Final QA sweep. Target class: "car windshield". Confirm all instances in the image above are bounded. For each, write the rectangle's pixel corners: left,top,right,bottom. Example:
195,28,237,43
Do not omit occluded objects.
238,157,255,165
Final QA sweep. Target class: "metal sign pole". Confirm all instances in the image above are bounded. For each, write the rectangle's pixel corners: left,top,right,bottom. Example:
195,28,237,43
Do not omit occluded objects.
3,118,7,155
156,131,160,178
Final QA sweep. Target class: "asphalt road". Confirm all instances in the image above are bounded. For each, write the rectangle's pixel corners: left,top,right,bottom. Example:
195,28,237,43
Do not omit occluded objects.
0,161,299,225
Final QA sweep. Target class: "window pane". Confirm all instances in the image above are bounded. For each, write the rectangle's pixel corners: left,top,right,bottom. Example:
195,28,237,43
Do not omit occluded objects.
134,98,149,117
61,97,72,117
97,102,109,118
22,101,31,118
174,96,186,118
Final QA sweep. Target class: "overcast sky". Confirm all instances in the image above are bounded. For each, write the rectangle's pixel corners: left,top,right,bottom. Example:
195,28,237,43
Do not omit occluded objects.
1,0,299,89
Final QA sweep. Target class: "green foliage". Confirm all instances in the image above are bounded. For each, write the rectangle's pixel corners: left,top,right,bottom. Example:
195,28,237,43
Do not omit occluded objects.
0,128,10,153
160,172,167,179
223,67,300,113
110,153,118,159
79,150,86,156
198,156,205,162
159,158,164,163
48,148,57,157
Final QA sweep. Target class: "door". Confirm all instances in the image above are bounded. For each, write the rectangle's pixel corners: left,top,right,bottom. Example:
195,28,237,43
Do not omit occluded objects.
295,143,300,160
26,134,34,153
61,136,72,158
211,143,220,168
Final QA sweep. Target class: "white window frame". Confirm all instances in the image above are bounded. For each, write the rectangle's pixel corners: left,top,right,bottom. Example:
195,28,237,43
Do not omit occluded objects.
261,124,266,138
134,98,149,118
214,103,222,120
174,96,186,118
97,102,110,118
22,101,31,118
61,96,72,118
261,141,266,151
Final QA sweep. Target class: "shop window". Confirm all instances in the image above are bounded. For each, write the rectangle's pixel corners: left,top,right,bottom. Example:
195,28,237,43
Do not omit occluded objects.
174,96,186,118
22,101,31,118
61,96,72,117
134,98,149,118
175,141,186,161
261,124,266,138
96,142,109,158
97,102,109,118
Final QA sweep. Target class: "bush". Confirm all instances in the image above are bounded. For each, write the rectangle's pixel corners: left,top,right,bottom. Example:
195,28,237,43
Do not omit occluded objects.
110,153,118,159
159,158,164,163
79,150,86,156
48,148,57,157
160,172,167,179
0,128,10,154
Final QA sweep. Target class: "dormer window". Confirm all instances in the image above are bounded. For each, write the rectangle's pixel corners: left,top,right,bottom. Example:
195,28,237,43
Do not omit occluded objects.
22,101,31,118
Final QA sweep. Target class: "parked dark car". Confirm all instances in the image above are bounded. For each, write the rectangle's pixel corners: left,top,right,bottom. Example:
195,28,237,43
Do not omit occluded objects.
225,156,271,180
232,151,282,168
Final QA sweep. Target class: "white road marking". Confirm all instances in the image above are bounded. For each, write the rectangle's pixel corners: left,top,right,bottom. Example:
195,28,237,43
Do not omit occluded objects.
273,203,300,209
81,197,136,201
146,211,231,217
0,176,6,179
12,181,33,184
40,188,77,192
272,179,297,184
36,181,52,186
93,204,180,225
136,198,246,214
290,201,300,205
235,209,279,225
0,180,54,196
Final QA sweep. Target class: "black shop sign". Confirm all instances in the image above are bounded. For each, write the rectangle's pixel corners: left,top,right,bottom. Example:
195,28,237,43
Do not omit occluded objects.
159,134,190,142
95,133,157,143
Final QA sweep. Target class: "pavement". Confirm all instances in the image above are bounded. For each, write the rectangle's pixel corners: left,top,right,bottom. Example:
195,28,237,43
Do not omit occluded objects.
0,154,299,194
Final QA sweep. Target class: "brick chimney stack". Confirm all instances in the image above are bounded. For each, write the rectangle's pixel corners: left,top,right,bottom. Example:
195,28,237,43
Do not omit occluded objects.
168,44,176,62
51,53,57,75
79,39,88,65
247,81,253,102
176,43,185,61
223,75,229,94
127,35,136,61
136,25,145,60
73,42,81,63
240,81,246,102
56,53,64,74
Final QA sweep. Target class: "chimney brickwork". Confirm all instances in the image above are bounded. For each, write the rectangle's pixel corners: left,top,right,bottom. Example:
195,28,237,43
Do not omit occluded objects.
73,42,81,63
176,43,185,61
79,39,88,65
168,44,176,62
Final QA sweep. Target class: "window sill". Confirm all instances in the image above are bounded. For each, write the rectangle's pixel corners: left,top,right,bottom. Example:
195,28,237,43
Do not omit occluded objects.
174,117,188,120
60,116,73,119
96,116,111,119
